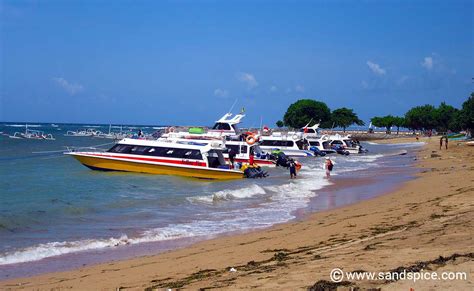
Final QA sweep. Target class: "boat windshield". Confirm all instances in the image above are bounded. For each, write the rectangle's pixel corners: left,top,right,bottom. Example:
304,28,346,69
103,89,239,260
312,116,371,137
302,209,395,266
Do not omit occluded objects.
295,139,309,150
206,150,227,168
226,144,248,155
322,141,331,149
232,124,239,133
211,123,231,131
344,139,356,147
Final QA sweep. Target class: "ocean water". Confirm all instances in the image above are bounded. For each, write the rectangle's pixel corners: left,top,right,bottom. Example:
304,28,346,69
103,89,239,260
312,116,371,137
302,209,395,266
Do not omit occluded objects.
0,123,424,278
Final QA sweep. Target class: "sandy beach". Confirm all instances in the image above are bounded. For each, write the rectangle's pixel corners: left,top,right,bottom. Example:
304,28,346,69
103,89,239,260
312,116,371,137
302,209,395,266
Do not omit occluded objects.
1,137,472,290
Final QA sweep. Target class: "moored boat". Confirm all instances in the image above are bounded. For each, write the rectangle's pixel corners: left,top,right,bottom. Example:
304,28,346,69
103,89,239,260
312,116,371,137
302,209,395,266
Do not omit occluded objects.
8,124,55,140
161,112,245,140
65,128,103,137
161,136,277,167
66,138,244,180
258,132,315,157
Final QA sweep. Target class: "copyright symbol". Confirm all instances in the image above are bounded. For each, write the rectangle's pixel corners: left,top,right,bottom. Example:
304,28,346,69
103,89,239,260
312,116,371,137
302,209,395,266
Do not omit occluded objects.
330,268,344,283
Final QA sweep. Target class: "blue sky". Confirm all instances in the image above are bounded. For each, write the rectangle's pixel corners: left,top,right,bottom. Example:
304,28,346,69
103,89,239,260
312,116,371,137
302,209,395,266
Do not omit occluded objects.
1,0,473,126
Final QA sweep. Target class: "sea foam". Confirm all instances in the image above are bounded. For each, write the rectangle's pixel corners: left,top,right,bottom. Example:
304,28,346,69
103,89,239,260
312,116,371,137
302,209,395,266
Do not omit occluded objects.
187,184,266,203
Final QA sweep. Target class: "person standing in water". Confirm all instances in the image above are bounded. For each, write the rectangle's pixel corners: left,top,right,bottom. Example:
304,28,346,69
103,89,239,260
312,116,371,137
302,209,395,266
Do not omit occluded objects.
325,157,334,178
289,159,297,179
228,148,236,169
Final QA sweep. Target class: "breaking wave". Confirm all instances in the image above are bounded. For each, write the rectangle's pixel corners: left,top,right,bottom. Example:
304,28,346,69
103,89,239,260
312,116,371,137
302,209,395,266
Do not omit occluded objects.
187,184,266,203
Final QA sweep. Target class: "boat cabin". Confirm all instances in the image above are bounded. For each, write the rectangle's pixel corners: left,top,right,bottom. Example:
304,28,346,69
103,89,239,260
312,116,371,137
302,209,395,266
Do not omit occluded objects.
208,112,245,135
258,135,314,157
107,139,228,169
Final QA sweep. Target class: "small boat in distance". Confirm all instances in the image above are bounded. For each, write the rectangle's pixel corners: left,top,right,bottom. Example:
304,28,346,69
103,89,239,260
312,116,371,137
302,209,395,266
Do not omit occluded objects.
95,125,133,140
65,128,103,137
66,138,244,180
8,124,55,140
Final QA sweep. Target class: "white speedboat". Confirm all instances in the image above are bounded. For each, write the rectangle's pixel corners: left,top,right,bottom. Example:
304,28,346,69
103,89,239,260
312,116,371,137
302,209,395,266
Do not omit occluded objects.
308,134,366,155
327,134,366,154
258,132,315,157
295,123,367,155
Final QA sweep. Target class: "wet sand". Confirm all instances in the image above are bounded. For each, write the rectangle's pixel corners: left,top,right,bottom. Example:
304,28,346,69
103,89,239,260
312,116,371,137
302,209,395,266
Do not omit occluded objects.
1,137,473,290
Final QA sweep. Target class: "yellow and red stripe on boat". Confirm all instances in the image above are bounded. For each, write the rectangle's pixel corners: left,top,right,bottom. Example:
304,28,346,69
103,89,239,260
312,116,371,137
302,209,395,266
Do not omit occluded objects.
66,152,243,180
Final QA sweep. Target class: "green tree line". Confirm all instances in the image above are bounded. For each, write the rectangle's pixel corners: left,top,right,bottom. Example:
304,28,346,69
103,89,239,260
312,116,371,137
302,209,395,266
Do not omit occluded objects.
276,99,364,132
371,92,473,134
277,92,473,135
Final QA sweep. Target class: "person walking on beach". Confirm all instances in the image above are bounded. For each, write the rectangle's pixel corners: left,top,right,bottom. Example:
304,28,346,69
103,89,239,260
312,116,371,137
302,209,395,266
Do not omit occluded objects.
325,157,334,178
289,159,297,179
440,135,448,150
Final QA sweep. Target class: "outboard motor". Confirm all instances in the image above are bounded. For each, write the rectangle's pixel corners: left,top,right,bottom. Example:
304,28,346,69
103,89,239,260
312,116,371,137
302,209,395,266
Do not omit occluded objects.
275,152,291,168
332,145,350,156
309,146,327,157
244,166,269,178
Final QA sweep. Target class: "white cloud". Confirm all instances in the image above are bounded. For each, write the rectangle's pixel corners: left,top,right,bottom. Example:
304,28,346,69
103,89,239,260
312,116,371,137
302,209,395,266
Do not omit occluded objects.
52,77,84,95
295,85,305,92
270,85,278,92
236,72,258,89
366,61,386,76
421,56,434,70
213,88,229,98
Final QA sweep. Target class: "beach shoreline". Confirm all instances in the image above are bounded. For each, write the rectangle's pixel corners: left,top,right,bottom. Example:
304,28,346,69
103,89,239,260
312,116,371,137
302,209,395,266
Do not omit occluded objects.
1,137,472,290
0,138,418,280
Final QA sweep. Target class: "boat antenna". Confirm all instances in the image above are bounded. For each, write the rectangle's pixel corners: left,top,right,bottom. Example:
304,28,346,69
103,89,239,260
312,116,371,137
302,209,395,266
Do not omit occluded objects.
228,99,238,114
259,116,263,132
304,118,313,128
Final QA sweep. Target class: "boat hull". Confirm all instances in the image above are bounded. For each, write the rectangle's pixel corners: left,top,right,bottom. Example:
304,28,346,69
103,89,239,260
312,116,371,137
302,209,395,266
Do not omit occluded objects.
69,154,243,180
